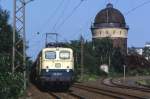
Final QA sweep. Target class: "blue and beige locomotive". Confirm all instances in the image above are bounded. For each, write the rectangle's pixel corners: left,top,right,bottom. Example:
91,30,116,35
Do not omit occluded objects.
31,46,74,87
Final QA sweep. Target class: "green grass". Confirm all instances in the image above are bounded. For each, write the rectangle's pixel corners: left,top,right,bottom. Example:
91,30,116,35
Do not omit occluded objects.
76,74,99,82
136,80,150,86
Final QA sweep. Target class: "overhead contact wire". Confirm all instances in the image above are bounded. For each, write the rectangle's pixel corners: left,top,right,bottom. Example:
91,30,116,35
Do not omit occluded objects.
126,0,150,16
56,0,85,32
51,0,71,32
38,0,65,33
31,0,65,48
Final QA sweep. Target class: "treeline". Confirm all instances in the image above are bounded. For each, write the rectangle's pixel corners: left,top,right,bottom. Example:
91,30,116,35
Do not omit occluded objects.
62,38,125,81
65,37,150,80
127,47,150,76
0,6,25,99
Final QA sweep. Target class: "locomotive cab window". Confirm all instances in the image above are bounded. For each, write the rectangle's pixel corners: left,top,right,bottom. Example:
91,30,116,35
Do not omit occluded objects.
60,51,70,59
45,51,56,59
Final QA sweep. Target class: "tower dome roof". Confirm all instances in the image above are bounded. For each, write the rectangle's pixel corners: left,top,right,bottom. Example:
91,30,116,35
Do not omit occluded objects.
94,3,126,28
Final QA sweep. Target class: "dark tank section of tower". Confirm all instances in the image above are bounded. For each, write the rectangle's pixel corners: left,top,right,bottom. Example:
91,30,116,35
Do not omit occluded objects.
91,3,129,54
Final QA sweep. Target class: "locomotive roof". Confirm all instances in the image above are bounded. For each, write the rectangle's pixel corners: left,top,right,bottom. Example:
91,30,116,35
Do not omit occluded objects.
33,47,73,64
42,47,73,51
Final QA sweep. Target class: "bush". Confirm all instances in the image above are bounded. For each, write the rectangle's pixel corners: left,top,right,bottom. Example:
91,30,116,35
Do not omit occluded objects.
77,74,99,82
0,72,24,99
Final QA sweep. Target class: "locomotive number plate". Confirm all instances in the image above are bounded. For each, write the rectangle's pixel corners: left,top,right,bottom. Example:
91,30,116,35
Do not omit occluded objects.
52,73,62,76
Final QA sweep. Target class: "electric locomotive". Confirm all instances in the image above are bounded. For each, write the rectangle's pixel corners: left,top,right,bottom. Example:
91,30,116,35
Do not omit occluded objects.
30,46,74,88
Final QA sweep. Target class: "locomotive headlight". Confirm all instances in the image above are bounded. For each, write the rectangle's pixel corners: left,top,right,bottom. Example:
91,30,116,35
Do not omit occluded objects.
66,69,70,72
46,69,49,72
46,66,49,72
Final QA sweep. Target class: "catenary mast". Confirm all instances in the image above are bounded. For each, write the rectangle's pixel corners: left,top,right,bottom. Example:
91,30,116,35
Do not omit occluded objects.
12,0,33,90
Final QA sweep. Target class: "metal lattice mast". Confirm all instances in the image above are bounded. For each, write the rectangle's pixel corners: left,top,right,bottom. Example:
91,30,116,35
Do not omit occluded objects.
12,0,33,90
12,0,16,74
80,35,84,80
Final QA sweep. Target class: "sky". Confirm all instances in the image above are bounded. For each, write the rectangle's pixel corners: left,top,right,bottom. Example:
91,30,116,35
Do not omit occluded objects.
1,0,150,60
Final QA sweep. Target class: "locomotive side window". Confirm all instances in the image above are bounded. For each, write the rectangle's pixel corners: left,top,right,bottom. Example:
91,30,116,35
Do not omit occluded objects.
60,51,70,59
45,51,56,59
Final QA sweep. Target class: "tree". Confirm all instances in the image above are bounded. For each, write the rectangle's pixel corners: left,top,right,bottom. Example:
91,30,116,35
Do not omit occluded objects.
128,47,139,55
67,40,103,78
0,6,24,72
111,48,125,73
94,38,113,67
94,38,126,75
0,6,24,98
143,47,150,61
83,41,99,74
0,8,12,71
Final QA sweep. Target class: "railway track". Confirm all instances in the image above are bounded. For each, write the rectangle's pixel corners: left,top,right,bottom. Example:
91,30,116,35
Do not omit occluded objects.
49,92,60,99
73,83,149,99
29,78,150,99
48,91,84,99
102,78,150,93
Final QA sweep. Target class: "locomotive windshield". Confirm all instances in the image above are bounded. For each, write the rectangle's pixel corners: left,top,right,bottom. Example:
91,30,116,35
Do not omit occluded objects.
45,51,56,59
60,51,70,59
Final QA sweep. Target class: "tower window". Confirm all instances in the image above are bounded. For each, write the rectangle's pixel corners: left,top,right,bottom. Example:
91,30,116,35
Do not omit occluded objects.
106,31,109,34
120,31,122,35
99,31,101,35
113,30,115,34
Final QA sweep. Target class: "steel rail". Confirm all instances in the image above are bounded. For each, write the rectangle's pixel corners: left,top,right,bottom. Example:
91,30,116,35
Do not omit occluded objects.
49,91,84,99
73,83,146,99
48,92,61,99
102,78,150,93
